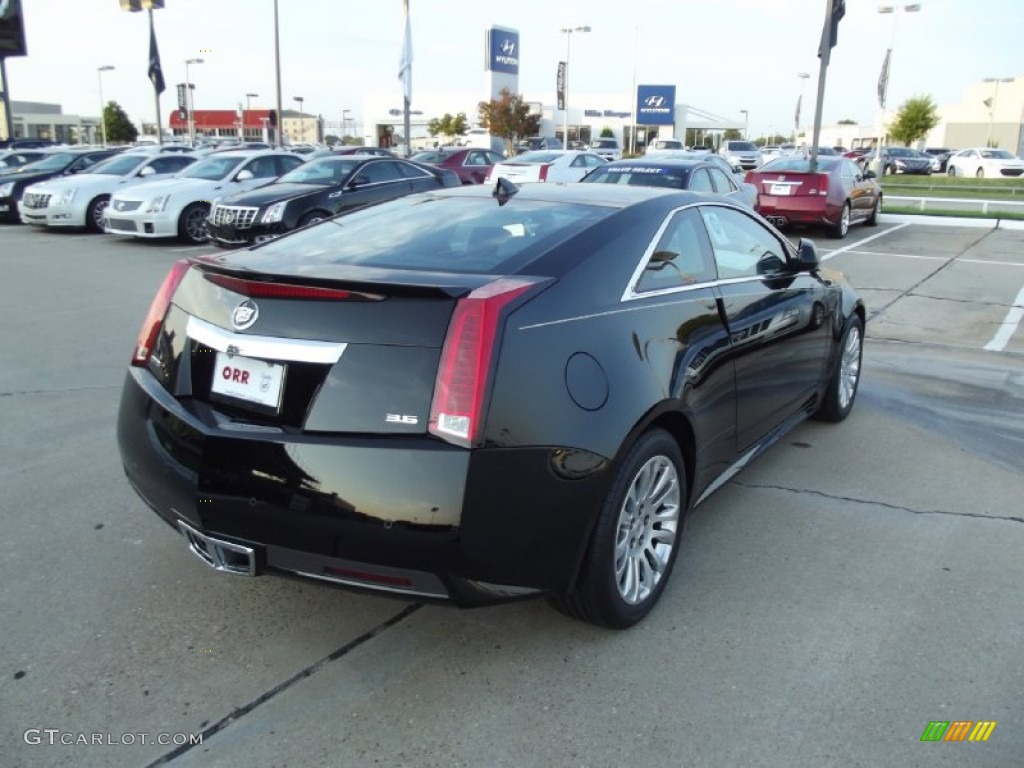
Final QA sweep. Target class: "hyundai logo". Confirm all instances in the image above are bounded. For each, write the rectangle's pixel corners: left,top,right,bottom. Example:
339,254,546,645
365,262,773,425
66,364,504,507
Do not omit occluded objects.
644,96,666,107
501,39,516,55
231,299,259,331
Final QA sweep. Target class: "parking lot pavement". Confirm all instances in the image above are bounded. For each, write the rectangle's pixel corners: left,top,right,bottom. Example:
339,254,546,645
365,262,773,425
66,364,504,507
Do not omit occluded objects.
1,222,1022,768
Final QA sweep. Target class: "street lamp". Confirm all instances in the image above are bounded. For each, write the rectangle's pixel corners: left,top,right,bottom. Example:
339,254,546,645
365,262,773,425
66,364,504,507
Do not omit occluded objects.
559,25,591,150
293,96,305,143
184,57,204,146
983,77,1014,147
740,109,749,140
796,72,810,143
876,3,922,148
342,109,352,140
246,93,258,111
97,65,115,147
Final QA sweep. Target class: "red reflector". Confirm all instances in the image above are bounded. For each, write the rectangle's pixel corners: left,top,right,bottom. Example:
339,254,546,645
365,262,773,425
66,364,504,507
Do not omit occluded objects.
132,259,191,366
203,272,379,301
539,163,550,181
428,278,538,448
323,566,413,588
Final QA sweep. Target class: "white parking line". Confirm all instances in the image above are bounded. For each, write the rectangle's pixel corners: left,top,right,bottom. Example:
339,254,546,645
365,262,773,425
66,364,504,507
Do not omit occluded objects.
983,283,1024,352
820,223,910,262
959,258,1024,268
843,249,947,261
169,245,215,253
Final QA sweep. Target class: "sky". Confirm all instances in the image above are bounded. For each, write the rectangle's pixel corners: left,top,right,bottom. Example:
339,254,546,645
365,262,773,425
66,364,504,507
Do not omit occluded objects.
2,0,1021,139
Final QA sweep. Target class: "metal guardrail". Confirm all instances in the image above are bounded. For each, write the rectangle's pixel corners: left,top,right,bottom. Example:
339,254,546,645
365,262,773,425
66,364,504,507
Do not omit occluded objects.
883,196,1024,215
882,182,1024,195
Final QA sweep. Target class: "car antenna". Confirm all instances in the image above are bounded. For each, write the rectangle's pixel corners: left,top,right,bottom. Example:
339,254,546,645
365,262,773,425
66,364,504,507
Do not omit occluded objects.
493,177,519,206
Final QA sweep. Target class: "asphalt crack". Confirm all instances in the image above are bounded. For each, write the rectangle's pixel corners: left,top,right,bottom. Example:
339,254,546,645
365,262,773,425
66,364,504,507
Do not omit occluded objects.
145,602,423,766
732,481,1024,525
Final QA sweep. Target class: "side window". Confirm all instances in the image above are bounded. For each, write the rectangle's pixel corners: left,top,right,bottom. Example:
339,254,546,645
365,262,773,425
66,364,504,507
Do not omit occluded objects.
584,154,605,168
707,167,736,193
359,161,405,183
149,156,191,174
699,206,790,279
277,155,304,175
465,151,487,166
844,160,861,178
74,155,104,171
486,152,505,165
688,168,714,192
243,157,279,179
570,155,589,167
395,161,432,179
635,208,717,293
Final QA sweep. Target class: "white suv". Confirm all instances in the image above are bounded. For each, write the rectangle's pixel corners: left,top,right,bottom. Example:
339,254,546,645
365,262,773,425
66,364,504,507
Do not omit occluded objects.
590,137,622,161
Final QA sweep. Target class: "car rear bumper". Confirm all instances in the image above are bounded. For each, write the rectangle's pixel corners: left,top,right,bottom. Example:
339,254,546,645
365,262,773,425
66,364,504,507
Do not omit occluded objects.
756,196,837,227
117,367,610,604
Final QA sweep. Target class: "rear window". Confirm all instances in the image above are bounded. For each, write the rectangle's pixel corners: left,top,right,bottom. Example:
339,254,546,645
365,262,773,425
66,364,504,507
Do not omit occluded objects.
244,195,611,275
726,142,757,151
513,151,564,163
581,165,686,189
759,157,839,172
592,139,619,148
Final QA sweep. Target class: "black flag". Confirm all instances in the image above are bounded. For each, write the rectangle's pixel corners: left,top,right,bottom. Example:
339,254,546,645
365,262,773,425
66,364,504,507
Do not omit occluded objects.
148,17,166,94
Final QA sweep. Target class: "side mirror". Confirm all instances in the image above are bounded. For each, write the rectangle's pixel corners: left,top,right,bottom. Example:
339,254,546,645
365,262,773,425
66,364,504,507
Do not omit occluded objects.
863,169,877,180
235,169,254,182
138,166,156,177
796,238,820,272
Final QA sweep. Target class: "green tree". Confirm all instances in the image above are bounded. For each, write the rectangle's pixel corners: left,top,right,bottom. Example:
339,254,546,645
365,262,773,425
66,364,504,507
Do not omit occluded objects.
324,134,341,146
838,118,857,125
722,128,743,140
600,126,614,138
887,95,939,146
427,112,469,142
477,89,540,154
103,101,138,144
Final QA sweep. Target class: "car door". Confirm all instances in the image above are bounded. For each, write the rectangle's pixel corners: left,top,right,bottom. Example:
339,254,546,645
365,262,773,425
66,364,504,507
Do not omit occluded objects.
332,160,411,214
235,156,280,191
698,205,831,451
842,159,876,218
142,155,194,182
462,150,493,184
624,206,736,494
395,160,444,192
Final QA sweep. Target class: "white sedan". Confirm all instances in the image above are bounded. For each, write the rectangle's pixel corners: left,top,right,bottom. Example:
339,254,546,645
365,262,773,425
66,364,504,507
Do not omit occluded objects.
105,150,304,244
946,147,1024,179
486,150,606,184
19,152,196,232
645,138,687,156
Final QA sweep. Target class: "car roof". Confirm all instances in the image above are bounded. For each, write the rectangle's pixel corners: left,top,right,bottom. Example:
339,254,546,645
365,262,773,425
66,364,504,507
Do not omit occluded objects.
601,158,707,170
202,149,296,158
429,180,712,208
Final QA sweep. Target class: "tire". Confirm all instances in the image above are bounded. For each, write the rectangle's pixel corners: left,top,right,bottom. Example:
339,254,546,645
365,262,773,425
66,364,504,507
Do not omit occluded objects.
975,167,984,179
85,195,110,233
827,202,851,239
177,202,210,245
552,429,686,628
814,315,863,423
864,196,880,227
298,211,328,228
947,166,957,177
884,164,893,176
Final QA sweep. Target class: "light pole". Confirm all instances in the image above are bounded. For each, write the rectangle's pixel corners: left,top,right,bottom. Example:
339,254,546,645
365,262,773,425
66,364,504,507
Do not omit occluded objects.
983,77,1014,147
740,109,749,140
97,65,114,147
559,25,591,150
342,109,352,141
796,72,810,144
876,3,922,147
243,93,258,140
293,96,305,143
184,57,204,146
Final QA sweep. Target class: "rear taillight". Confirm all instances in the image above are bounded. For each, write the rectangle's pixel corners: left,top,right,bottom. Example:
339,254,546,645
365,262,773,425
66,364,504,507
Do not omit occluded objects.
539,163,551,181
131,259,191,366
809,174,829,196
428,278,539,448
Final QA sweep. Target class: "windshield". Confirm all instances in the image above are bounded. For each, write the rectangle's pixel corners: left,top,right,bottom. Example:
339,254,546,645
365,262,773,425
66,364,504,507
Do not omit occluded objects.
981,149,1015,159
244,196,610,275
179,156,246,180
18,152,77,171
87,154,148,175
581,165,686,188
593,139,618,148
726,142,757,152
276,158,361,185
653,140,684,150
514,151,564,163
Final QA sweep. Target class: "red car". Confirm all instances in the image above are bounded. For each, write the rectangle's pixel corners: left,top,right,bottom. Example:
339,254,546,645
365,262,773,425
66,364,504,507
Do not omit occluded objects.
410,147,506,184
744,155,882,239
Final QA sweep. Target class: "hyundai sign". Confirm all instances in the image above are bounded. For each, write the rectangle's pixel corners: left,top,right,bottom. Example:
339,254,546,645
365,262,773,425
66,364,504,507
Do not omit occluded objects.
487,28,519,74
636,85,676,125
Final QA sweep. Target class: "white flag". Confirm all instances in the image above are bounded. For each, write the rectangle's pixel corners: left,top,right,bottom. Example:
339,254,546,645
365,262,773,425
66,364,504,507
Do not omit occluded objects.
398,3,412,104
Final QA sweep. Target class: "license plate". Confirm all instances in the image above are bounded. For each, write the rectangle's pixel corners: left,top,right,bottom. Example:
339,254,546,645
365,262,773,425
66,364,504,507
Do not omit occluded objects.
770,184,792,195
211,351,285,411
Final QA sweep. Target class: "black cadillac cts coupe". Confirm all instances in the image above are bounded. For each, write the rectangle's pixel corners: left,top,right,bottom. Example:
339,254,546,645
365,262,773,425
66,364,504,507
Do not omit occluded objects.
118,182,865,628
